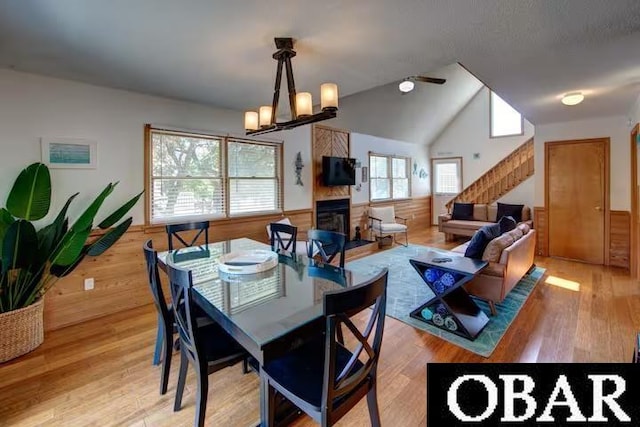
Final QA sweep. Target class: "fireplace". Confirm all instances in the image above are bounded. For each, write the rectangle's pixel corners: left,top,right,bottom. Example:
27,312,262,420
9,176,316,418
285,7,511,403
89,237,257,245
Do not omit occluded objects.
316,199,350,239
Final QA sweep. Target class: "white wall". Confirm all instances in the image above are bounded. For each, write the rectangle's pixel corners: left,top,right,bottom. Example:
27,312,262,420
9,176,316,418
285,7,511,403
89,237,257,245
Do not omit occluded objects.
0,69,313,225
330,63,483,146
534,115,630,210
429,86,535,207
350,133,430,205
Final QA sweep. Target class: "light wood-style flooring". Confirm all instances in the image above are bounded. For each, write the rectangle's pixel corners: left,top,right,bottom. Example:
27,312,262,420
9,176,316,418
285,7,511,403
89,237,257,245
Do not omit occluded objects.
1,227,638,426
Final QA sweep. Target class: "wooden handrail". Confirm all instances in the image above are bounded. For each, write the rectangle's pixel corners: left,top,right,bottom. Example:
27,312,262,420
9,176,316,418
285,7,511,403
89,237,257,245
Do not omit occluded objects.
445,138,534,210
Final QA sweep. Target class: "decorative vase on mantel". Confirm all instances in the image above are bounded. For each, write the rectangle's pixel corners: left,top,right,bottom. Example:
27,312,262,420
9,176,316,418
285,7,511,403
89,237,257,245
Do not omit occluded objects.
0,162,142,363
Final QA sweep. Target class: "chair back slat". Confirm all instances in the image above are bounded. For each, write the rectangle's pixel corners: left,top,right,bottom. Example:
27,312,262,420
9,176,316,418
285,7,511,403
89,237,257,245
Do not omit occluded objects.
166,221,210,250
166,264,200,364
143,240,171,321
269,222,297,253
307,229,346,268
322,268,388,408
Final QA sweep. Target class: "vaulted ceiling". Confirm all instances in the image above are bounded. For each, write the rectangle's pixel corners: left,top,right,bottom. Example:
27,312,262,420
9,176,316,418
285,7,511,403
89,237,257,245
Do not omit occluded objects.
1,0,639,125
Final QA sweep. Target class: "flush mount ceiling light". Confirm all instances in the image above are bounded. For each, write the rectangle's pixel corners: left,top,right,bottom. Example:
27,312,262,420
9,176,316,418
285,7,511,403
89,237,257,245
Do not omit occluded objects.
398,80,415,93
561,92,585,106
244,37,338,136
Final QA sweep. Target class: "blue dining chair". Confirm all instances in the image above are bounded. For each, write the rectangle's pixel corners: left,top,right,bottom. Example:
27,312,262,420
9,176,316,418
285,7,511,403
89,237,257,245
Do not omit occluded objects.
269,222,298,253
143,240,175,394
307,229,347,268
167,263,248,427
261,268,388,426
166,220,210,250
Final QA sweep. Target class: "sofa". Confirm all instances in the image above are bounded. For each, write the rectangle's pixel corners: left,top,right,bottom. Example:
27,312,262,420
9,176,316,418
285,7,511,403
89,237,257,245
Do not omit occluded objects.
438,203,532,241
451,223,536,315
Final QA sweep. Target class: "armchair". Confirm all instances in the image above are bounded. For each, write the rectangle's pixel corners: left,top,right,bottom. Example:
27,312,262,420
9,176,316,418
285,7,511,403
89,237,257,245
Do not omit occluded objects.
368,205,408,247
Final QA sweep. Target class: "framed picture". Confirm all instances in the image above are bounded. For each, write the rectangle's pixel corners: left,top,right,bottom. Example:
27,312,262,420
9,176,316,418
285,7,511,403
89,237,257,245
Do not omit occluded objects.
41,138,97,169
362,166,368,183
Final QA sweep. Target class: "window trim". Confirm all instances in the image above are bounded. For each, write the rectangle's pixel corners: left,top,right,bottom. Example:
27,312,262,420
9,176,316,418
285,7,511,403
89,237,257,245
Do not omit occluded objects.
489,90,524,139
368,152,412,202
144,124,283,226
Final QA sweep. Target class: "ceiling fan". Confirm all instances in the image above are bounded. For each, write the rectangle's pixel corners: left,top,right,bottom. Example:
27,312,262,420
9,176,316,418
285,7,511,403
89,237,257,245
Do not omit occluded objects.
399,75,446,93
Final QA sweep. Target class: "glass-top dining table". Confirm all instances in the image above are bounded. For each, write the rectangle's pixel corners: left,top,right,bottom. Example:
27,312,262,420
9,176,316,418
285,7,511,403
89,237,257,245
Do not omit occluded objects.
157,237,382,425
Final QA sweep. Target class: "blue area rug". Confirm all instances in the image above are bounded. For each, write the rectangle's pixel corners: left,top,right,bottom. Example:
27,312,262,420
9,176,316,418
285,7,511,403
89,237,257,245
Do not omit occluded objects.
346,244,545,357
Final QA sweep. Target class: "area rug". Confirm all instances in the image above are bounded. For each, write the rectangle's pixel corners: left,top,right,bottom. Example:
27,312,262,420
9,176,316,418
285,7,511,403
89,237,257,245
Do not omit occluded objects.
345,244,545,357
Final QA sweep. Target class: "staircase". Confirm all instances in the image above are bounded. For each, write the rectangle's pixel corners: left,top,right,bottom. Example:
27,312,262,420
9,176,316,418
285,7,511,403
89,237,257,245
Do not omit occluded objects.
445,138,534,210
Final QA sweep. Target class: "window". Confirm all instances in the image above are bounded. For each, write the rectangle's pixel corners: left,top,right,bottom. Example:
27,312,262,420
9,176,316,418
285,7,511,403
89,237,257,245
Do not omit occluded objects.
148,127,281,224
490,91,523,138
433,158,462,195
369,154,410,201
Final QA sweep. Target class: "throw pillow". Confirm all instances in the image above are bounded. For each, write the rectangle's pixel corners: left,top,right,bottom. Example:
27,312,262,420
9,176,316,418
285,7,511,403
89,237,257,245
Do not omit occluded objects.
464,230,488,259
452,202,474,220
496,202,524,223
498,215,517,234
464,223,499,259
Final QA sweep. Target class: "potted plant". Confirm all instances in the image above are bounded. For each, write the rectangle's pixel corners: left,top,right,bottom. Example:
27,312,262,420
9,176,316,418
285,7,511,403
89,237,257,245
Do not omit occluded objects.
0,162,142,363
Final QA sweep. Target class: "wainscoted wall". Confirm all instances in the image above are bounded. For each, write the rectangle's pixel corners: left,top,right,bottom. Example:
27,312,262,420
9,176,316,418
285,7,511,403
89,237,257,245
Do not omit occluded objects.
351,196,431,240
45,196,432,331
533,206,548,256
609,210,631,268
44,210,313,331
532,206,630,268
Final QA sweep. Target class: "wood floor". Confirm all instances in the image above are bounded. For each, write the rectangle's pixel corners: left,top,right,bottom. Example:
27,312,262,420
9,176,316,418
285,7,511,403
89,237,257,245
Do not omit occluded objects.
1,227,639,426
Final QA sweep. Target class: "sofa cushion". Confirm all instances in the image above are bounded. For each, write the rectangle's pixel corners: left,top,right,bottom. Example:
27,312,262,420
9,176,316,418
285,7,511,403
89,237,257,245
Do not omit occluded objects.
498,215,517,234
507,227,524,241
488,205,498,222
472,204,488,221
452,202,474,220
517,223,531,234
445,220,494,231
497,202,524,223
376,223,407,233
482,233,515,262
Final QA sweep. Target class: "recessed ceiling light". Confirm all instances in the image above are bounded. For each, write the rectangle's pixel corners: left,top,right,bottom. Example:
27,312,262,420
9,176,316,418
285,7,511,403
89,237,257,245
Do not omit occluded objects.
399,80,415,93
561,92,584,106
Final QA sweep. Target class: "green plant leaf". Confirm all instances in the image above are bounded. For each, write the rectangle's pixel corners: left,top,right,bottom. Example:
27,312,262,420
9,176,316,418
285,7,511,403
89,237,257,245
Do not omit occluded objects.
49,227,92,267
6,163,51,220
88,217,132,256
0,208,15,260
97,191,143,229
50,250,87,277
2,220,38,273
36,193,79,265
71,183,116,232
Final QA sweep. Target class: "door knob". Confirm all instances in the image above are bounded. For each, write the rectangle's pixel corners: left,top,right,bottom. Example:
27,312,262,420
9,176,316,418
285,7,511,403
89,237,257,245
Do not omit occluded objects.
595,206,602,211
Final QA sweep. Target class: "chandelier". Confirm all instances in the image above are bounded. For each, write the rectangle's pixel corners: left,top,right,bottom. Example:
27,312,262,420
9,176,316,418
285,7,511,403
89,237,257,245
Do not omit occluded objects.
244,38,339,136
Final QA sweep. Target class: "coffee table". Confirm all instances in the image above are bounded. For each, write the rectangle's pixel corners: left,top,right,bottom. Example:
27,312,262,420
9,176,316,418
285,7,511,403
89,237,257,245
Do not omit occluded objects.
408,250,489,340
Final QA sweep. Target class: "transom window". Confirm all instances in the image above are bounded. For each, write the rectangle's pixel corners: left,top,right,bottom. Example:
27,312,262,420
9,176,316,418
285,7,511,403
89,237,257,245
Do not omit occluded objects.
369,154,410,201
147,127,282,224
490,91,523,138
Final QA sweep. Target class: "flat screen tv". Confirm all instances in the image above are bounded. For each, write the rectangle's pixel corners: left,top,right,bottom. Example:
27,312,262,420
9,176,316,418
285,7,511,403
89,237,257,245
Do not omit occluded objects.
322,156,356,186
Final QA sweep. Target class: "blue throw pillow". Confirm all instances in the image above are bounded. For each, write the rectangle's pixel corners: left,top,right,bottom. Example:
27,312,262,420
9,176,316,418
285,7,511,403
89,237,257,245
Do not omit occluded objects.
465,230,488,259
498,216,517,234
497,203,523,223
452,202,474,220
465,223,500,259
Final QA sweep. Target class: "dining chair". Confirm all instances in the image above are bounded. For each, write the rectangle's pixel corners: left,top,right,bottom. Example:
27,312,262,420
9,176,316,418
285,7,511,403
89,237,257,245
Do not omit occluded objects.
166,263,248,427
166,220,210,250
307,229,347,268
261,268,388,426
269,222,298,253
143,240,175,395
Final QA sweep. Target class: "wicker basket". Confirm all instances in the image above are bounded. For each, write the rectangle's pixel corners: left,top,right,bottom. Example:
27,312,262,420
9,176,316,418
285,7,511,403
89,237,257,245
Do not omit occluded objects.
0,298,44,363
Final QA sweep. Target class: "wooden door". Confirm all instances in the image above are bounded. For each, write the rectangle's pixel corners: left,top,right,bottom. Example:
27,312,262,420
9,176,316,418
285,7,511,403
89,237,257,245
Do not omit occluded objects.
546,139,609,264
